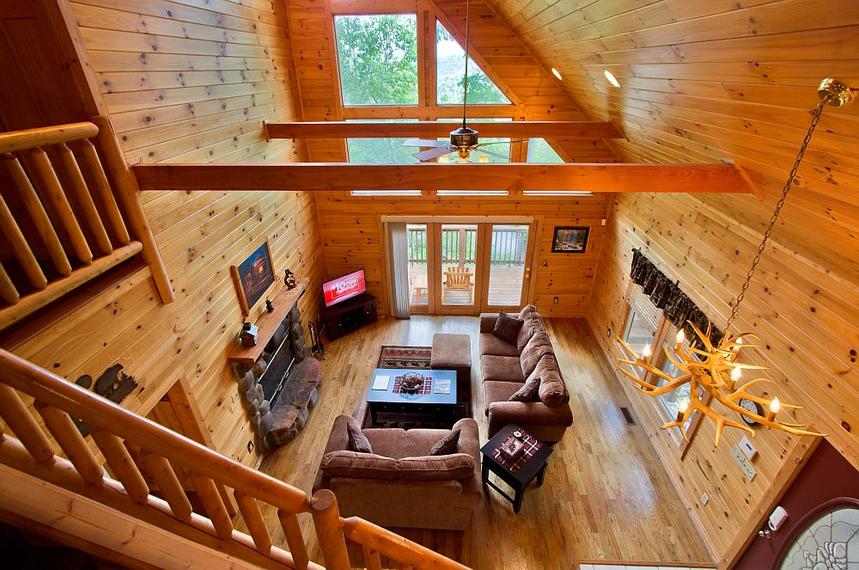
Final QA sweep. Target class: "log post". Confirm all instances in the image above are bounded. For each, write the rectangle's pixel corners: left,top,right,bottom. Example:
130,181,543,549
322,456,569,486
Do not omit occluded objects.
310,489,350,570
278,510,309,570
91,115,174,303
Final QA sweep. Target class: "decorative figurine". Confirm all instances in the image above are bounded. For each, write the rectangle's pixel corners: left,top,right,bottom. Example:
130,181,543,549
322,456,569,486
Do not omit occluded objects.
284,268,296,290
240,322,259,348
265,299,274,313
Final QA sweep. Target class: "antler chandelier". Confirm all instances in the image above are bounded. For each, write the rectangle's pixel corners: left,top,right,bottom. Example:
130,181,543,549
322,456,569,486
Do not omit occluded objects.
616,78,856,445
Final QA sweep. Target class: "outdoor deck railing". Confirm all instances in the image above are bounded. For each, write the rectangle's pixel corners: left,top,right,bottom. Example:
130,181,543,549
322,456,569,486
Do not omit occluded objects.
407,227,527,267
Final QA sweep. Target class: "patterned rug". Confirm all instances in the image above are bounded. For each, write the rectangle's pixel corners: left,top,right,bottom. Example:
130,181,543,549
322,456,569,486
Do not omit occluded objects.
376,345,432,369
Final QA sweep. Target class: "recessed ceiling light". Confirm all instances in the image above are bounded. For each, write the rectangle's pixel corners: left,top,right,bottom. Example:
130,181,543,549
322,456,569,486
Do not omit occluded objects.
523,190,593,197
350,190,422,197
604,69,621,88
551,67,563,81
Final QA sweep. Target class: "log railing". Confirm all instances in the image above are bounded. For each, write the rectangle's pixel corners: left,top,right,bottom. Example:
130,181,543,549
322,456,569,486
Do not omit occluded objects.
0,118,173,330
0,348,468,570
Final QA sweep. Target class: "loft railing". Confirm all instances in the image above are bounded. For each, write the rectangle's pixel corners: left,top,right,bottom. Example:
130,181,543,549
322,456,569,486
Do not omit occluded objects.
0,118,173,329
0,349,468,570
407,227,527,267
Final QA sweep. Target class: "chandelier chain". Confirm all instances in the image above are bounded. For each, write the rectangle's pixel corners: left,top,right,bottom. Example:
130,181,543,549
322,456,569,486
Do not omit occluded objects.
724,95,832,334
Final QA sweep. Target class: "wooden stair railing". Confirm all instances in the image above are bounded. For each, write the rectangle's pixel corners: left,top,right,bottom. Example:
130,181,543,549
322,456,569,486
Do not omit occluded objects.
0,349,469,570
0,118,173,330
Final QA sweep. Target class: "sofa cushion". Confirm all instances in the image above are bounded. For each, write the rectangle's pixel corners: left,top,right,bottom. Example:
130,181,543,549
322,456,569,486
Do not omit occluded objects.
492,310,524,344
520,332,554,379
396,453,475,481
535,355,569,408
321,451,397,479
483,381,525,410
429,428,461,456
479,333,519,357
481,355,525,383
508,374,541,402
345,415,373,454
516,305,538,351
364,428,408,459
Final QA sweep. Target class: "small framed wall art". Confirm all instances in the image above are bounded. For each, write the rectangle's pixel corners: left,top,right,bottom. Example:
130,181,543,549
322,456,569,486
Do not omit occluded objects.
551,226,590,254
231,241,276,316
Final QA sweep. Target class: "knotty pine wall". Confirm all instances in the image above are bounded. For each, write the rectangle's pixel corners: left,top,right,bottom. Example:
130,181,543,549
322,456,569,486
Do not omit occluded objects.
316,193,608,317
488,1,859,566
1,0,323,467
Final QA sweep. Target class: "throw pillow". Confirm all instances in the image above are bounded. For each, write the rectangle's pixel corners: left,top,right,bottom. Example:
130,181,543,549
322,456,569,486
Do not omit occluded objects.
344,415,373,454
508,375,541,402
429,428,461,456
492,310,524,344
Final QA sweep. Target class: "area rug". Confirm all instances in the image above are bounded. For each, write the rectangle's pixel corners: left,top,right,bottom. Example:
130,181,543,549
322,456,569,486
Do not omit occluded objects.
376,345,432,369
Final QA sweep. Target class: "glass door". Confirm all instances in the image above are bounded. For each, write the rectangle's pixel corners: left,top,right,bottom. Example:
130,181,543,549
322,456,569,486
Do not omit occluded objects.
481,223,535,311
436,223,482,313
406,223,432,314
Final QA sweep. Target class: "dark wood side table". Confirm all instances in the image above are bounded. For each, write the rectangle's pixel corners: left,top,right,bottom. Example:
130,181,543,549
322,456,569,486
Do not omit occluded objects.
480,424,552,513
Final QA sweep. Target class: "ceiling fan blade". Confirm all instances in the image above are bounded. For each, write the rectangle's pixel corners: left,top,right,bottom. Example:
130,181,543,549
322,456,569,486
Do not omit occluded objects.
413,146,456,161
403,138,447,148
476,148,510,160
474,140,514,148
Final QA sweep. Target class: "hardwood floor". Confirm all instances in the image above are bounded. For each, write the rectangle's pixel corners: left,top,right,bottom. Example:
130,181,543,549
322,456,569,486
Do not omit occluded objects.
257,316,712,569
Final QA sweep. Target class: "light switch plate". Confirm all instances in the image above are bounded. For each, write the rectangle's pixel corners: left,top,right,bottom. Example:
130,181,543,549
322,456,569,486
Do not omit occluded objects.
739,435,758,460
731,444,757,481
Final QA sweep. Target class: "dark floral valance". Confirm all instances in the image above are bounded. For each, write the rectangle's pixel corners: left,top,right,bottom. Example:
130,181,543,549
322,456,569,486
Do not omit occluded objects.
630,249,723,348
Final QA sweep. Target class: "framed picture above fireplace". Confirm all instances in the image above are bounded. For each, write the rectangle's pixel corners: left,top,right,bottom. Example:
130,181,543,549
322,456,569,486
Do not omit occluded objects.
231,241,276,316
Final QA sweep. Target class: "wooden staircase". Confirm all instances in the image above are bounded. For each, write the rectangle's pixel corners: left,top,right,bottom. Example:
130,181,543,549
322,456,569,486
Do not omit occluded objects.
0,348,468,569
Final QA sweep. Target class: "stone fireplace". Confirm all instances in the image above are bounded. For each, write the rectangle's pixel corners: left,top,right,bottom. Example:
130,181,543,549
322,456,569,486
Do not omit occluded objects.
229,283,322,453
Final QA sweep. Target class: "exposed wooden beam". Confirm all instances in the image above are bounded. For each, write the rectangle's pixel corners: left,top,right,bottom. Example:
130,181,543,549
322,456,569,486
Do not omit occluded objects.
133,163,754,194
265,121,621,139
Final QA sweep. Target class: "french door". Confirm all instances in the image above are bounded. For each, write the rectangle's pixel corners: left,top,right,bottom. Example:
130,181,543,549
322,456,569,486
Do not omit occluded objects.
405,220,535,315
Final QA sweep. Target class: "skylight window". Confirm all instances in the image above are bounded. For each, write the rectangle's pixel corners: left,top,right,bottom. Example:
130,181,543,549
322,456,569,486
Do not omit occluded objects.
527,139,564,163
334,14,418,106
436,21,510,105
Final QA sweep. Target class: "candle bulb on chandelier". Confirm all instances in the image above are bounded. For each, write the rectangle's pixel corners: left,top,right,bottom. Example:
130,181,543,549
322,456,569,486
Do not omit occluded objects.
767,397,781,422
641,344,652,358
675,329,685,348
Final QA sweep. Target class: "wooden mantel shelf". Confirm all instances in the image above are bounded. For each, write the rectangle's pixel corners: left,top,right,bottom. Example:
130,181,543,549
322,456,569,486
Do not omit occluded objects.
227,279,307,364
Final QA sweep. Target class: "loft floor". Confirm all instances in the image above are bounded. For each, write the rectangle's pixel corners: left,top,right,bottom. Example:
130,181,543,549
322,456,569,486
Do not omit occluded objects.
258,316,712,568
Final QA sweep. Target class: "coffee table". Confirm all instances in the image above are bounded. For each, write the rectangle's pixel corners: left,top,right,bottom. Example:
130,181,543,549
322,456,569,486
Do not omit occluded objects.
480,424,553,513
366,368,457,428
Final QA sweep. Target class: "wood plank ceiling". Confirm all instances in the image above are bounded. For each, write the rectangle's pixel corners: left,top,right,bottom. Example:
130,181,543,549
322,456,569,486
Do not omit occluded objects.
487,0,859,282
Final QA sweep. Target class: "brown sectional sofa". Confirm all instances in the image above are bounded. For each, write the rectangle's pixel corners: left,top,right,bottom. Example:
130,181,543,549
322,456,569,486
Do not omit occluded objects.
480,305,573,443
313,415,482,531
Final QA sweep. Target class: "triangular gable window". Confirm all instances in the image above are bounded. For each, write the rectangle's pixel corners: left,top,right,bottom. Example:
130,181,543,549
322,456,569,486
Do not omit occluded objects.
436,21,510,105
527,138,564,163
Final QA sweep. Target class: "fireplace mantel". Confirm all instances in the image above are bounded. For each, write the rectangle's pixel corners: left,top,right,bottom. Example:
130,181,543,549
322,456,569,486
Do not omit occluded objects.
227,278,308,364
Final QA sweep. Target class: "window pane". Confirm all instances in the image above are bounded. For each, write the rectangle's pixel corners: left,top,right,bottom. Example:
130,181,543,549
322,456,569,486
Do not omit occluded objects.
622,309,656,377
407,224,428,306
527,138,564,163
487,224,529,306
346,119,420,163
441,224,477,306
334,15,418,105
436,21,510,105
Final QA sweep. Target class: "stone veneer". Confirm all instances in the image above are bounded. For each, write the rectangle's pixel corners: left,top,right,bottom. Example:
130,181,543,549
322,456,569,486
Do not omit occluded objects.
232,304,323,453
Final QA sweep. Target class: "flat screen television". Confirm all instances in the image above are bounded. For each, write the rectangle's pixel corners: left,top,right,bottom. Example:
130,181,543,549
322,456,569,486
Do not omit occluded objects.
323,269,367,308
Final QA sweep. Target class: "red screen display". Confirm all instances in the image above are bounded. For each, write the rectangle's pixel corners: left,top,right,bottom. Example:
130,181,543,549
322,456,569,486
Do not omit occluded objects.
323,269,366,308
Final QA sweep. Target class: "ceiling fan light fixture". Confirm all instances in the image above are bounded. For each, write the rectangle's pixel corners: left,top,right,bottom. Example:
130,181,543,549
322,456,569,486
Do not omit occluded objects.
449,126,479,149
604,69,621,88
551,67,563,81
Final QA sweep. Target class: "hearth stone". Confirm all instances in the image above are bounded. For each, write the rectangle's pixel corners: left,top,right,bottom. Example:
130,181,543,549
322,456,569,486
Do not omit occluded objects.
231,303,323,453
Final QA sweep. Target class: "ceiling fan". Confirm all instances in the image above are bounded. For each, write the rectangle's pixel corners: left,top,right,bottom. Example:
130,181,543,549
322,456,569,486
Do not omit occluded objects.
403,0,521,163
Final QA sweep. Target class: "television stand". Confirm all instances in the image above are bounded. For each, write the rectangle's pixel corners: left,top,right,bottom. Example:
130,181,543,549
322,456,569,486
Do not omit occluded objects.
321,292,377,340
